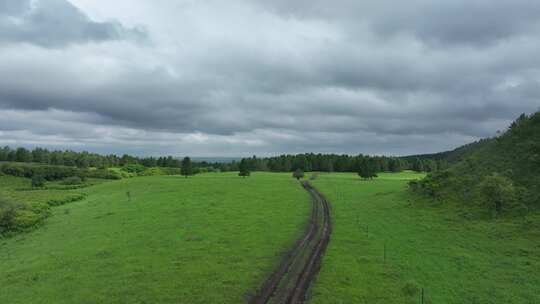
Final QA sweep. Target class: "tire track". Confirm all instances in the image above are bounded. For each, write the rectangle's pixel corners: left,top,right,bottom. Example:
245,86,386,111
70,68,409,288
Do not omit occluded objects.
250,181,332,304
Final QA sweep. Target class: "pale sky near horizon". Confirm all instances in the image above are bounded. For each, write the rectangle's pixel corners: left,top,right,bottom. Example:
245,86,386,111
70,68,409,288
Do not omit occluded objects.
1,0,539,157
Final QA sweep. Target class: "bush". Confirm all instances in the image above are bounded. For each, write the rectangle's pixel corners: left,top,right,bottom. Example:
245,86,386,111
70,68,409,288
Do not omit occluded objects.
0,198,19,232
402,281,420,297
85,169,121,180
477,173,517,217
293,169,305,180
0,162,81,181
120,164,147,174
161,167,182,175
31,175,46,188
61,176,83,185
139,167,182,176
0,197,49,233
10,209,42,229
47,193,86,206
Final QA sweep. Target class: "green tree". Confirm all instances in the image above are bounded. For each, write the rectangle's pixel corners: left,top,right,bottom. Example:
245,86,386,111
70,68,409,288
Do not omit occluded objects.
238,159,250,178
411,158,424,172
388,158,401,172
293,169,304,180
358,158,378,180
477,173,516,217
31,176,46,188
15,147,32,163
181,157,193,178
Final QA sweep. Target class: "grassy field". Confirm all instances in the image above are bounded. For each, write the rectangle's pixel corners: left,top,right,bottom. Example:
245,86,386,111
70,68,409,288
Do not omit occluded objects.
309,171,540,303
0,172,310,304
0,175,89,207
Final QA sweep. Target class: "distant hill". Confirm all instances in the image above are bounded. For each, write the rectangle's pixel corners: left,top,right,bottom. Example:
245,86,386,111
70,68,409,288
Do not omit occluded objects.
401,138,492,164
411,112,540,215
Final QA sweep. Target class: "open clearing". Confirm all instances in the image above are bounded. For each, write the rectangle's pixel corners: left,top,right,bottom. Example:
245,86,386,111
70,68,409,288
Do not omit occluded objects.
0,172,310,304
309,172,540,304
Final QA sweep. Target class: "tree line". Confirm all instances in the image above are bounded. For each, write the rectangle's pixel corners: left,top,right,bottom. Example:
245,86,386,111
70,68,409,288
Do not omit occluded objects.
0,146,225,170
237,153,443,174
1,146,446,176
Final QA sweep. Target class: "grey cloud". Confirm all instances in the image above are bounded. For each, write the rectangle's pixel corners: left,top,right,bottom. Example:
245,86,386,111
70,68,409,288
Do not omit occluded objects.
0,0,146,47
253,0,540,47
0,0,28,16
0,0,539,156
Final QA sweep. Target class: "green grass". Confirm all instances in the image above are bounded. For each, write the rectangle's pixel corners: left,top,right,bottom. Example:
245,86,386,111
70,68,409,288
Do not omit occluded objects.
309,171,540,304
0,175,89,211
0,172,310,304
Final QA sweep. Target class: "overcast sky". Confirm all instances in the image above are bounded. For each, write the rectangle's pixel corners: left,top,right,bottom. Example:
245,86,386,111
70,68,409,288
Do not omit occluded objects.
1,0,539,157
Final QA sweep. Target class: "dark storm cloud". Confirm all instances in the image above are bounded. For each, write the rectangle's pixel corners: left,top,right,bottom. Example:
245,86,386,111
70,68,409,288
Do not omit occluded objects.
0,0,539,156
0,0,146,47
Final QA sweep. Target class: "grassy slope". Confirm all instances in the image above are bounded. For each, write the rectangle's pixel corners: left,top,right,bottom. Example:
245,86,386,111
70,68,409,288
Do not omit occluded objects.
310,172,540,304
0,172,310,304
419,112,540,211
0,175,87,206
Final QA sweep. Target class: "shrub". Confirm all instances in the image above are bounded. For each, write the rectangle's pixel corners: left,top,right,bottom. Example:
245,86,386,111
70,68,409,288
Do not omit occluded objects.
0,162,81,180
477,173,517,217
120,164,147,174
238,170,250,178
402,281,420,297
61,176,83,185
0,197,49,233
408,180,420,191
31,175,46,188
11,209,42,229
139,167,182,176
0,198,19,232
47,193,86,206
85,169,121,180
161,167,182,175
293,169,305,180
1,163,26,177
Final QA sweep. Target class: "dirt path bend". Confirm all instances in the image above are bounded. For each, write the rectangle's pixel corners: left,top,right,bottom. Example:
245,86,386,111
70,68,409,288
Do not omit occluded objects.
250,181,332,304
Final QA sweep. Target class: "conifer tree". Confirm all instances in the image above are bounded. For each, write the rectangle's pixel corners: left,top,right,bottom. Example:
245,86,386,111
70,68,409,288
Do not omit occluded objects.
181,157,193,178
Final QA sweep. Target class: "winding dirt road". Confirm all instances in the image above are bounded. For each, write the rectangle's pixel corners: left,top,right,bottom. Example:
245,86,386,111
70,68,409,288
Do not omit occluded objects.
250,181,332,304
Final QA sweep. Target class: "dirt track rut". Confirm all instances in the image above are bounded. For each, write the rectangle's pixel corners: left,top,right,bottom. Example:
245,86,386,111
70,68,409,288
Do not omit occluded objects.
250,181,332,304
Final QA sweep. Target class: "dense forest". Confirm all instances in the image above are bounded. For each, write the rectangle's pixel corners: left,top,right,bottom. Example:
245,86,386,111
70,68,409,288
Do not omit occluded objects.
0,147,181,168
1,146,449,177
0,147,231,172
401,138,492,165
411,112,540,217
236,153,446,174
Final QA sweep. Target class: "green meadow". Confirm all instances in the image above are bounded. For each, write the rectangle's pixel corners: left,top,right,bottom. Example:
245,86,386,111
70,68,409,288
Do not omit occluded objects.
309,172,540,304
0,172,310,304
2,170,539,303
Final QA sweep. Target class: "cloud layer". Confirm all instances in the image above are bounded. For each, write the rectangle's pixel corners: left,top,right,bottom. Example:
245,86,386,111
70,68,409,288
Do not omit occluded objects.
0,0,539,156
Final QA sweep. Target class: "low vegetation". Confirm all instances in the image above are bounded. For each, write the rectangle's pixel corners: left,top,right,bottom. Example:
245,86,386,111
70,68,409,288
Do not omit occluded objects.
310,172,540,303
0,173,310,304
0,175,89,234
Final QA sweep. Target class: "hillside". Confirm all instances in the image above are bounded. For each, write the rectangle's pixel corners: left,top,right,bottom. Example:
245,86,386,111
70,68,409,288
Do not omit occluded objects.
412,112,540,215
401,138,492,164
